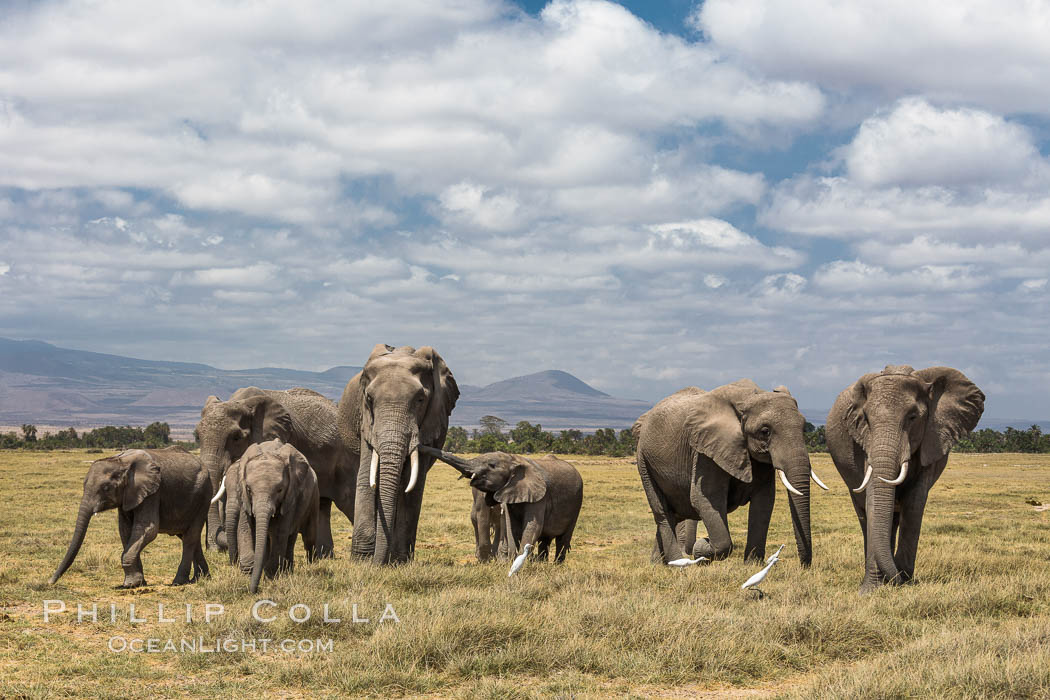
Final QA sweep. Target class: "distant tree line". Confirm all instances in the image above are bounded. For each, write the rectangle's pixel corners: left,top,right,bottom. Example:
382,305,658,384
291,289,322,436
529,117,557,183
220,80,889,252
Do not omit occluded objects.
801,422,1050,454
0,422,183,450
443,416,638,457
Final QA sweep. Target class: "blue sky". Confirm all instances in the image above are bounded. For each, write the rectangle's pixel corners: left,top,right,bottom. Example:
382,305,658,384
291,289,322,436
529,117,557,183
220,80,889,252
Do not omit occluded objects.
1,0,1048,418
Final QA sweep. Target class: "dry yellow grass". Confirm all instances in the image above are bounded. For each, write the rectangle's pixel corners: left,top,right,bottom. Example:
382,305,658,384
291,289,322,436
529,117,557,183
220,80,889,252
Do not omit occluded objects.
1,450,1048,698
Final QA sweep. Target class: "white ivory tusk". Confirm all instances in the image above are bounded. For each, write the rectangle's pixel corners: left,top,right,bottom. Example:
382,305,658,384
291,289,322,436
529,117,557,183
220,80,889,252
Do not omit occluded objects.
210,475,226,504
405,447,419,493
878,461,909,486
810,470,830,491
778,468,804,496
853,464,873,493
369,449,379,489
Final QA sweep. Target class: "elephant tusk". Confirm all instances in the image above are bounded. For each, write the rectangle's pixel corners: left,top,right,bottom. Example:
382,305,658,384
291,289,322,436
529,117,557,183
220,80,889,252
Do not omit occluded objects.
405,448,419,493
878,461,909,486
777,468,804,496
853,465,873,493
810,470,830,491
369,449,379,489
210,475,226,504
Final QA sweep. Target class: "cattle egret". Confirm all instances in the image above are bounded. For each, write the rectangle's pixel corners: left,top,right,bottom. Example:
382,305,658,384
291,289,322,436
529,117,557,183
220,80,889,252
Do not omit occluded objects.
766,544,785,564
667,556,710,567
508,543,533,577
742,550,783,598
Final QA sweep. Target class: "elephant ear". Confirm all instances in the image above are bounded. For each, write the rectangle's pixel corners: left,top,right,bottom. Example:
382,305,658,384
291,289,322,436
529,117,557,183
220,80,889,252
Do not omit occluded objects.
914,367,985,465
494,458,548,504
278,444,309,516
844,373,878,449
242,394,293,443
337,370,365,454
685,393,752,483
416,347,460,447
236,450,254,516
120,450,162,510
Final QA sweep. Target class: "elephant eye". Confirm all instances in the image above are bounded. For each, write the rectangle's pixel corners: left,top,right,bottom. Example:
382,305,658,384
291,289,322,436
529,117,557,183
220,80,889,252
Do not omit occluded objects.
760,426,771,437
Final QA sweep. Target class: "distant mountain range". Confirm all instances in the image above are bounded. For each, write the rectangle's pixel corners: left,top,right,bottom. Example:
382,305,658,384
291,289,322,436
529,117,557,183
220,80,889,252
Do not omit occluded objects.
0,338,1041,434
0,338,652,432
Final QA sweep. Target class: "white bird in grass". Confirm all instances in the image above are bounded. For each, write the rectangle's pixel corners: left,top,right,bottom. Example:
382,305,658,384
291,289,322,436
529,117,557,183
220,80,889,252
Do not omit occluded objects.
508,543,533,577
766,544,785,564
741,545,785,598
667,555,710,567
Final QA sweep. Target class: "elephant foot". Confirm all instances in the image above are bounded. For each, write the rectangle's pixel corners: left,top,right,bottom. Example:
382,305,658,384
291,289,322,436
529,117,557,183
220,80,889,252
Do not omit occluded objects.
859,576,882,594
118,576,146,589
170,576,190,586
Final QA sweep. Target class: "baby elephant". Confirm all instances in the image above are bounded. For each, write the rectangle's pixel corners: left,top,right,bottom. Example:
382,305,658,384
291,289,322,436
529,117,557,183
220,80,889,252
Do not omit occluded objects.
222,439,320,593
50,447,210,588
422,447,583,563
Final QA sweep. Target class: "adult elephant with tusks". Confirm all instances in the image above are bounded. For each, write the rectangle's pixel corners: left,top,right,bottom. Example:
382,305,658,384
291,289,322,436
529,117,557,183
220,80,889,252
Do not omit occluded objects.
339,344,458,565
826,365,984,593
634,380,826,567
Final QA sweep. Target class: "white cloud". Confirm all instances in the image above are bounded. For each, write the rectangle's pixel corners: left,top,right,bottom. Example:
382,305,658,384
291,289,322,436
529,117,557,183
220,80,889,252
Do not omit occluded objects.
695,0,1050,115
813,260,987,293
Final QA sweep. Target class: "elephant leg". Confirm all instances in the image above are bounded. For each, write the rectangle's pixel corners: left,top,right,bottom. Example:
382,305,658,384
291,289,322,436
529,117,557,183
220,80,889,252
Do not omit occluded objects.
894,484,932,583
191,541,209,582
393,469,428,563
744,471,776,562
517,506,544,553
637,452,685,563
302,508,319,563
678,520,698,557
172,531,198,585
315,499,335,559
691,473,733,560
471,497,492,562
535,537,551,561
351,447,376,560
555,521,577,563
120,509,158,588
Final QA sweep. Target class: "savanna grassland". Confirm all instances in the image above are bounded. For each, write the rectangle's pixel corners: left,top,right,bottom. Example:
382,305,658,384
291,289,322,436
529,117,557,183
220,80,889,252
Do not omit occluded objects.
1,450,1048,699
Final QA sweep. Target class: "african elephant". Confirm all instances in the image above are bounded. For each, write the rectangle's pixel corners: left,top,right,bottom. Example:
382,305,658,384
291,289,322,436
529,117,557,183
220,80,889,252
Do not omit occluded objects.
826,365,984,592
634,380,827,566
423,448,583,563
222,439,320,593
197,387,355,557
49,447,210,588
339,345,459,565
471,487,504,562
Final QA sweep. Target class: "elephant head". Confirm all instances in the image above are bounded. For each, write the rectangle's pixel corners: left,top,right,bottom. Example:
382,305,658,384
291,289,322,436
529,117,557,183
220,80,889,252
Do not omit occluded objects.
50,450,161,584
687,380,824,566
843,365,984,582
349,344,458,564
228,440,309,593
196,389,292,549
420,448,547,504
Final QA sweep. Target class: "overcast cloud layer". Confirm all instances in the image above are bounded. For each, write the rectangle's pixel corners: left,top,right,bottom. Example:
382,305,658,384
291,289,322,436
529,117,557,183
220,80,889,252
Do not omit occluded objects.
1,0,1047,418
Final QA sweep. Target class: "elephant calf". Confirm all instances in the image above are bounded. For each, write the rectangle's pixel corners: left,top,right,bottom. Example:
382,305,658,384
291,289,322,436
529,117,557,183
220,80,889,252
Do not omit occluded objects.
471,486,504,562
423,447,583,563
223,439,320,593
50,447,210,588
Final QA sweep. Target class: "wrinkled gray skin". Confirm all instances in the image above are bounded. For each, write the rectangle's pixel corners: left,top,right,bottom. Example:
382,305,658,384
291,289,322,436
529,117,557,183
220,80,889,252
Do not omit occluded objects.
197,387,354,558
827,365,984,593
471,486,504,562
339,345,459,565
50,447,210,588
424,448,583,563
634,380,818,566
224,439,320,593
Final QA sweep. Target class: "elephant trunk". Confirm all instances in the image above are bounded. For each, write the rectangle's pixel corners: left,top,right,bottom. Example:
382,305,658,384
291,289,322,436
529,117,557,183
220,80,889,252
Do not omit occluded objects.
50,499,94,584
249,504,272,594
374,438,409,565
773,447,813,568
419,445,475,478
867,431,905,584
200,441,230,550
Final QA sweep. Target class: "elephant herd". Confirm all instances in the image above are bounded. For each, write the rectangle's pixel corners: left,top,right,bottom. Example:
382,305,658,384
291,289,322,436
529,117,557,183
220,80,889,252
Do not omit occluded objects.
49,346,984,595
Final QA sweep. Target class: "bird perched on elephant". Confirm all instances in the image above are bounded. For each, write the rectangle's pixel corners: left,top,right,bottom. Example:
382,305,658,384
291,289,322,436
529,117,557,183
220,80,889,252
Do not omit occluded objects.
50,447,210,588
422,448,583,563
471,486,504,562
338,345,459,565
197,386,355,557
222,439,320,594
826,365,984,593
634,380,827,567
